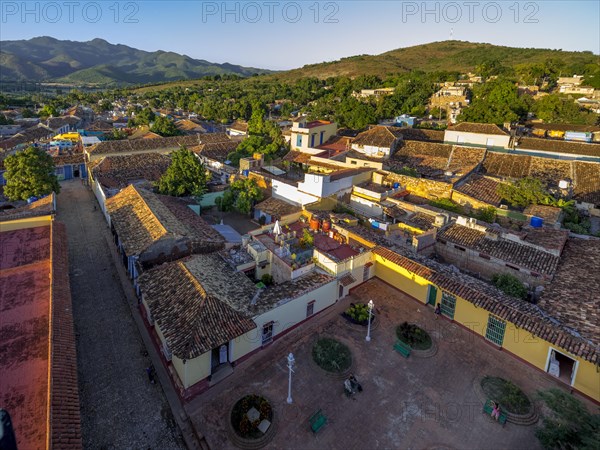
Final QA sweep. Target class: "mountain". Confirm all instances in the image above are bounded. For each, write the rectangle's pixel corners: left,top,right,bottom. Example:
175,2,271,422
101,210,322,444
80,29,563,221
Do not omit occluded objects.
273,40,599,80
0,37,271,85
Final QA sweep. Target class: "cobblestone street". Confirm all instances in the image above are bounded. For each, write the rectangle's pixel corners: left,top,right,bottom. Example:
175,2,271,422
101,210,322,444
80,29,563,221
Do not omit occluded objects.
56,181,185,449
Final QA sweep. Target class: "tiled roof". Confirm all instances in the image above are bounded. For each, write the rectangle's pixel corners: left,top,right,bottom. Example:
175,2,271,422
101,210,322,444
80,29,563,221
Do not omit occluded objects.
518,137,600,157
255,196,301,217
523,205,563,224
87,133,231,155
527,122,600,132
372,246,599,362
455,175,504,206
91,153,171,189
438,223,560,275
339,273,356,286
139,258,256,359
105,185,223,256
481,152,532,178
46,116,81,130
399,128,445,142
228,121,248,132
175,119,207,133
408,212,436,231
191,140,239,162
0,194,55,221
389,140,452,178
257,271,335,309
396,140,452,158
283,150,314,164
538,238,600,344
53,153,85,166
0,124,53,150
352,126,403,148
528,156,572,188
446,146,486,173
573,161,600,206
449,122,508,136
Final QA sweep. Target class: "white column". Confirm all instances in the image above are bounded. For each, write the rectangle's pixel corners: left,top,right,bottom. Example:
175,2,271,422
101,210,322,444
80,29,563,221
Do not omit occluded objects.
366,300,374,342
287,353,295,404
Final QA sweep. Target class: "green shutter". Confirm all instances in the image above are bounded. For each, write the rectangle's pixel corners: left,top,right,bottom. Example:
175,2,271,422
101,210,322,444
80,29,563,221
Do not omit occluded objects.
440,292,456,319
485,315,506,346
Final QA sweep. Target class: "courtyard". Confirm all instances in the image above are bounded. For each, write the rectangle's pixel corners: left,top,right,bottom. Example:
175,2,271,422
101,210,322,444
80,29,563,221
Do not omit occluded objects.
186,278,587,450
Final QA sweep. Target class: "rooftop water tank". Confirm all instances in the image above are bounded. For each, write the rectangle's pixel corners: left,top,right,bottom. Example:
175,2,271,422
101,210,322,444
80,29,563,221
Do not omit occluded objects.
530,216,543,228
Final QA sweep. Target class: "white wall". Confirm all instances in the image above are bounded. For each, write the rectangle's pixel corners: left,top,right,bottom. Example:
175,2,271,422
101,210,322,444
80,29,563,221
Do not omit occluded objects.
444,130,510,149
272,179,319,206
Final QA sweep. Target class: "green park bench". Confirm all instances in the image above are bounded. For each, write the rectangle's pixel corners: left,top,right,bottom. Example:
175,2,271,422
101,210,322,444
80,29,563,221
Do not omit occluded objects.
309,409,327,434
482,400,507,426
393,340,411,358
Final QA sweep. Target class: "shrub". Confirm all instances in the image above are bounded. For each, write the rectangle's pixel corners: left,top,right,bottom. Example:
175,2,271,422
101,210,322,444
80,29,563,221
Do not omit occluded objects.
481,376,531,415
231,395,273,439
260,274,274,286
344,303,371,324
429,197,463,214
492,273,528,300
396,322,432,350
312,338,352,373
475,206,497,223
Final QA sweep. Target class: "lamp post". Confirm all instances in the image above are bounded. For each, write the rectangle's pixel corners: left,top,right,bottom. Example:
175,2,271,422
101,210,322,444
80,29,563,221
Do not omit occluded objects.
286,352,295,404
366,300,374,342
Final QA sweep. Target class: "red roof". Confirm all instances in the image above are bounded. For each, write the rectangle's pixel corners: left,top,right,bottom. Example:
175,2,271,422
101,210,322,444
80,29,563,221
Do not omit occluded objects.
306,120,331,129
0,224,82,449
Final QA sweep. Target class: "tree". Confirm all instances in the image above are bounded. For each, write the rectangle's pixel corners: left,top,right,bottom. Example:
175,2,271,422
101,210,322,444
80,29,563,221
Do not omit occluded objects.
492,273,527,299
497,177,550,208
532,94,597,125
4,146,60,200
155,146,209,197
150,116,181,137
536,388,600,450
39,104,58,118
0,114,14,125
459,79,531,124
131,107,155,126
218,178,263,214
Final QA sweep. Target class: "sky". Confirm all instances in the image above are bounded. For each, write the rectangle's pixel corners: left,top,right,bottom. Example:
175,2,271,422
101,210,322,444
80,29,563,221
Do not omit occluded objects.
1,1,599,70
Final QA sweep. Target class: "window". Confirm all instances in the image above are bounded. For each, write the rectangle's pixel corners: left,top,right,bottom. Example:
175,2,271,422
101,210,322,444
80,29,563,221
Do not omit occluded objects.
485,315,506,346
306,301,315,318
320,131,325,145
311,134,316,147
440,291,456,319
438,239,447,245
454,245,466,251
479,253,491,260
486,138,495,147
363,264,370,281
351,160,357,165
262,322,274,345
296,134,302,147
505,263,520,271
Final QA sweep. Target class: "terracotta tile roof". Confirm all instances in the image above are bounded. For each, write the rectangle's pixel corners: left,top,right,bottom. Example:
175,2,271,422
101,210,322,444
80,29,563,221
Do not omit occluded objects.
138,257,256,359
396,140,453,158
538,238,600,344
0,194,55,221
175,119,207,134
518,137,600,157
408,212,436,231
481,152,532,179
389,141,452,179
0,124,53,150
228,121,248,133
438,223,560,275
105,185,223,257
46,116,81,130
519,227,569,253
446,146,486,173
52,153,85,166
449,123,508,136
315,136,353,153
399,128,445,142
372,246,599,363
528,157,572,188
85,119,113,132
283,150,314,164
526,122,600,132
191,140,239,162
523,205,563,224
573,161,600,206
339,273,356,286
329,167,373,181
0,224,82,450
255,197,301,217
87,133,231,156
455,175,504,206
91,153,171,189
256,271,335,308
352,126,403,149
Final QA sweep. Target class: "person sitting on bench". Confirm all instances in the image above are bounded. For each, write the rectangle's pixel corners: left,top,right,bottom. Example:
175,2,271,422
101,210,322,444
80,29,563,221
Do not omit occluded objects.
344,378,355,396
349,374,363,392
491,401,501,421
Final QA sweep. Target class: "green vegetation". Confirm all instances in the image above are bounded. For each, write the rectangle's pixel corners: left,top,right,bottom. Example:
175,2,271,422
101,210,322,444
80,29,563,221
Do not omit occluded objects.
532,94,598,125
150,115,181,137
312,338,352,373
155,146,209,198
128,107,155,127
459,78,531,124
429,197,464,214
299,228,314,248
562,205,594,236
231,395,273,439
0,114,14,125
3,146,60,200
496,177,549,208
103,128,128,141
260,274,274,286
535,388,600,450
396,322,432,350
217,178,264,214
344,303,372,325
391,166,420,177
492,273,528,300
475,206,497,223
481,376,531,415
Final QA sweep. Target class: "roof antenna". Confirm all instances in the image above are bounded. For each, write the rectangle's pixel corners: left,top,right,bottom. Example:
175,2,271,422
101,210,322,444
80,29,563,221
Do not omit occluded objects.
450,28,454,40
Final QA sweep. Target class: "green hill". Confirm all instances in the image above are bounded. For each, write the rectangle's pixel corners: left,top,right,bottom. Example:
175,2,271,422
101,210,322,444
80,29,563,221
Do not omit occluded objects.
0,36,271,86
273,40,599,80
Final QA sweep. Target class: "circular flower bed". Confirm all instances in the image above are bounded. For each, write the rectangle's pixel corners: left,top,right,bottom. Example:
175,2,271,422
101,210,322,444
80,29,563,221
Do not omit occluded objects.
312,337,352,373
230,395,273,439
396,322,432,351
480,376,531,415
342,302,375,326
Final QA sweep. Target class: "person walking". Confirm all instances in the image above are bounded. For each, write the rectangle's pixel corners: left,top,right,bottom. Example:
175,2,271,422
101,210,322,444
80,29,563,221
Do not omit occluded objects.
146,366,155,384
434,303,441,319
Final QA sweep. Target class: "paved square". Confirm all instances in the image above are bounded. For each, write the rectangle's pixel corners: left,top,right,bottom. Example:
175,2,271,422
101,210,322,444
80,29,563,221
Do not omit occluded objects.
188,278,586,450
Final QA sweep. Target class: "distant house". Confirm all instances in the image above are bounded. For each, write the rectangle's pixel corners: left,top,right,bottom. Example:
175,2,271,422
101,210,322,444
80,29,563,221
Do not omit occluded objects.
352,88,395,99
46,115,82,135
175,119,207,135
290,118,337,152
227,120,249,137
253,196,302,225
351,126,404,159
444,122,510,149
53,153,87,181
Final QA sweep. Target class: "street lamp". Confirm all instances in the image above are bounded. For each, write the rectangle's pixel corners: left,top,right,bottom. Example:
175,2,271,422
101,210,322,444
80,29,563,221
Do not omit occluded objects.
286,352,295,404
366,300,374,342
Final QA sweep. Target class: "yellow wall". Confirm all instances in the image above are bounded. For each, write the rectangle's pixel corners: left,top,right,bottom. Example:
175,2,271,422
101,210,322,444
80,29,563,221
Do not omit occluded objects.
0,215,53,231
172,353,211,389
373,256,600,402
